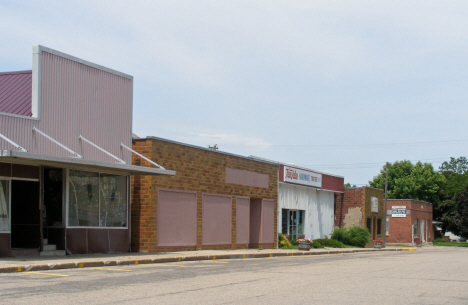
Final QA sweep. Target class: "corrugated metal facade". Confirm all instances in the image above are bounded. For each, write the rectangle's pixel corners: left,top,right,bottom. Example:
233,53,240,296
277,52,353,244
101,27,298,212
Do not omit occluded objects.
278,183,335,239
0,49,133,164
0,71,32,117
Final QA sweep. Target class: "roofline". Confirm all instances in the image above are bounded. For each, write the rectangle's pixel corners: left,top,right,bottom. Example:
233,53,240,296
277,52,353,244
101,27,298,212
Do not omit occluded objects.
135,136,280,166
34,45,133,80
0,70,32,76
387,199,433,205
249,155,344,179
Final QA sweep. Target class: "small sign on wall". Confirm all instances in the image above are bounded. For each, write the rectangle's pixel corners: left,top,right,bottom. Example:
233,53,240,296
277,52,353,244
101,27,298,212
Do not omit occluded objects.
371,197,378,213
391,206,407,217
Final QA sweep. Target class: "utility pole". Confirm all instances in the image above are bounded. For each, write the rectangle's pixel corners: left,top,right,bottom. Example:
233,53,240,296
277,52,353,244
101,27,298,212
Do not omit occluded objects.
383,162,389,246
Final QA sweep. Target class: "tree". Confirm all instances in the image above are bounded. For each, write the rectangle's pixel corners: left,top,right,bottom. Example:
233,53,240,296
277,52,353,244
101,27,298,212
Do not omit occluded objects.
449,186,468,238
438,157,468,234
369,161,446,209
439,157,468,198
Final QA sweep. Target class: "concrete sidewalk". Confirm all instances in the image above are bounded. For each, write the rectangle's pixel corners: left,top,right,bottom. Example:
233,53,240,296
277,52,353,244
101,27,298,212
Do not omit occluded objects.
0,247,415,273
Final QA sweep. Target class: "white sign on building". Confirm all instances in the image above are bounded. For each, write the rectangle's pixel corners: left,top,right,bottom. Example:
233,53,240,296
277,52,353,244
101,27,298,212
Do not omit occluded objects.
283,166,322,188
392,206,407,217
371,197,379,213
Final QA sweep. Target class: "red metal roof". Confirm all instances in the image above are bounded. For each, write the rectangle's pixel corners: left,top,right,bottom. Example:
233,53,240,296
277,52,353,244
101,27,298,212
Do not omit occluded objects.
0,70,32,117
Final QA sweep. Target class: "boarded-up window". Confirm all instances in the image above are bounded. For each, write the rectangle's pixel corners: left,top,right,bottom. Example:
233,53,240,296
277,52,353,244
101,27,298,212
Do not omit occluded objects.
202,194,232,246
157,190,197,247
262,199,274,244
236,197,250,245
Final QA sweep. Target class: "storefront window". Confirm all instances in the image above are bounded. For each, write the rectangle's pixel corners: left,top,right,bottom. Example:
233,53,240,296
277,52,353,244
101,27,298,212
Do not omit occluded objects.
99,174,127,227
377,218,382,235
68,170,99,227
68,170,127,228
0,180,9,231
413,219,418,236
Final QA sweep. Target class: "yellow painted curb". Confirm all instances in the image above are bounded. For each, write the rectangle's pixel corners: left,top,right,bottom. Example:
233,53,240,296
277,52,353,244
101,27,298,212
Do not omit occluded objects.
402,248,417,251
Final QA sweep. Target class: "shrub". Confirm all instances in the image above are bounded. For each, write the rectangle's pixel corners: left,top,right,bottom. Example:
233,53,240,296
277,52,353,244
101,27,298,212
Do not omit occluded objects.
311,241,324,248
314,238,345,248
278,234,292,249
290,239,298,246
331,226,370,248
331,227,348,244
346,226,370,248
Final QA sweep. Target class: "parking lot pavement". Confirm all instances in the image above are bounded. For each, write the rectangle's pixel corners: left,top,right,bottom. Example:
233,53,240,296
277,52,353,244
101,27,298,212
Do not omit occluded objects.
1,246,467,305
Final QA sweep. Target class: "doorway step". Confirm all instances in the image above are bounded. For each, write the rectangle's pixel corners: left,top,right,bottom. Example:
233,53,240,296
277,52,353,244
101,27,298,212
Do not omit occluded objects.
40,239,66,256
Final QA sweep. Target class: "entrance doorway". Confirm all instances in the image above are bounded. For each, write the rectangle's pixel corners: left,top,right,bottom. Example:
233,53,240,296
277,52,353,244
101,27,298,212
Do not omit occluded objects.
10,180,40,249
281,209,304,240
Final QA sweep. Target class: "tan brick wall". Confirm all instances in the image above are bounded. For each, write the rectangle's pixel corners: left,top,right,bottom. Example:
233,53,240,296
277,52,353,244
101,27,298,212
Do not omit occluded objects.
131,138,278,253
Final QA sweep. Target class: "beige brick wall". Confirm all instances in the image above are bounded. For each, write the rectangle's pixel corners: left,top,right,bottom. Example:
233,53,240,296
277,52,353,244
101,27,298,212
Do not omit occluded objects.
131,138,278,253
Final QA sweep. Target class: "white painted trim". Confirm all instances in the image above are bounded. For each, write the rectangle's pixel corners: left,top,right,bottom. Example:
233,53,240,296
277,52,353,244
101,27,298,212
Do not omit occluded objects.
36,45,133,80
79,135,125,164
121,142,165,169
32,126,82,158
32,45,41,118
0,176,39,182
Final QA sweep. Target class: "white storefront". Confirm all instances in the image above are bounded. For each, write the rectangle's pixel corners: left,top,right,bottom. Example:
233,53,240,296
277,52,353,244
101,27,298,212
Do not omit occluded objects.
278,165,343,240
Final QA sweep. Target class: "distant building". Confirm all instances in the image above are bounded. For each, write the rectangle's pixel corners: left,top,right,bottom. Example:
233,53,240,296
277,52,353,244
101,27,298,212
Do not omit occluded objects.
277,164,344,240
386,199,434,244
335,187,385,247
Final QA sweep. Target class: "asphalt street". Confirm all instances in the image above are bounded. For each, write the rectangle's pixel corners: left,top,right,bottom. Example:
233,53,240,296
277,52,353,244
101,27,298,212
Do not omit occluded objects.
1,247,467,304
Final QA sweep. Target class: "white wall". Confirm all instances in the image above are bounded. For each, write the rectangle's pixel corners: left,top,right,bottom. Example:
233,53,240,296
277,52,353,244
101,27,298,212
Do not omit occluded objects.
278,183,335,239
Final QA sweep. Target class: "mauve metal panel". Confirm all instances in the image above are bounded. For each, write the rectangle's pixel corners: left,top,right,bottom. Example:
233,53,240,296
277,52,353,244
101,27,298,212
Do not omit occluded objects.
236,197,250,245
109,229,130,253
249,199,262,244
202,194,232,246
225,168,269,188
66,228,87,254
0,234,11,257
0,71,32,117
0,162,11,177
157,189,197,247
262,199,275,244
0,50,133,164
87,229,109,254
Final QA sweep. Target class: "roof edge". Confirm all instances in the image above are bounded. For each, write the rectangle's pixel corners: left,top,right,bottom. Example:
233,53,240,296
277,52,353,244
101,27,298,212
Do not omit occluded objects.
135,136,279,166
34,45,133,80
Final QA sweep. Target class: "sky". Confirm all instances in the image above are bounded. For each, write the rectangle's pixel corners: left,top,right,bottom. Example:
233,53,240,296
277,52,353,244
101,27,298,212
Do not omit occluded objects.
1,1,467,185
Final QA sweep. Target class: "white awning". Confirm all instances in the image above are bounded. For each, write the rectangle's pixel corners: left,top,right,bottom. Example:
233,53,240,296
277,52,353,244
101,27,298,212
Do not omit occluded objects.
0,150,175,176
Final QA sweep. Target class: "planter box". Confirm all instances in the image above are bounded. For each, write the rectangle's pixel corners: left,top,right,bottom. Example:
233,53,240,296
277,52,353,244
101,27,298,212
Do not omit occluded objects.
373,242,383,249
298,242,310,251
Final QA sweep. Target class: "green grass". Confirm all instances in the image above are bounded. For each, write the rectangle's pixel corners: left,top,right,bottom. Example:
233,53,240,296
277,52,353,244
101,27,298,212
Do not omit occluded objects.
433,239,468,247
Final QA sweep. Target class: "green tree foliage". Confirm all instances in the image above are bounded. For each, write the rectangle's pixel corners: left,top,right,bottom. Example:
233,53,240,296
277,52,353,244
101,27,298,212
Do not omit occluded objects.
450,187,468,238
439,157,468,198
439,157,468,234
369,161,446,213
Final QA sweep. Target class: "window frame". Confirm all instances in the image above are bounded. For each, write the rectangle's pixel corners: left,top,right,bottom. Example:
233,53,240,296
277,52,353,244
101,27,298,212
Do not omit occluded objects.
65,169,129,229
0,179,11,233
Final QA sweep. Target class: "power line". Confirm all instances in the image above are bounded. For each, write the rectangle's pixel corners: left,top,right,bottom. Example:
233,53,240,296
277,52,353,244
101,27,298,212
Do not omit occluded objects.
302,157,454,170
272,139,468,149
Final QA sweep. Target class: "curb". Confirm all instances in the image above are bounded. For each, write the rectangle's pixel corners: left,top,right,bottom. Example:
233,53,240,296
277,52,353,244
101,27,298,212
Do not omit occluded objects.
0,248,411,274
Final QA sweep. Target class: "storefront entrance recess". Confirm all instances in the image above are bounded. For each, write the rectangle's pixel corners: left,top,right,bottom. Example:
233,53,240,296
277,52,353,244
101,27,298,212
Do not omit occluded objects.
10,180,40,249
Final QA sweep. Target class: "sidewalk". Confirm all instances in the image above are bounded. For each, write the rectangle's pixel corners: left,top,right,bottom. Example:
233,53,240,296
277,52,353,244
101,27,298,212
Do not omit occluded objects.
0,247,415,273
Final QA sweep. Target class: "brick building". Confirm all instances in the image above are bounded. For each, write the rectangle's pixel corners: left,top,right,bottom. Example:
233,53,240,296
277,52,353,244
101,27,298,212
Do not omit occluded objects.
131,137,278,253
335,187,385,247
386,199,434,244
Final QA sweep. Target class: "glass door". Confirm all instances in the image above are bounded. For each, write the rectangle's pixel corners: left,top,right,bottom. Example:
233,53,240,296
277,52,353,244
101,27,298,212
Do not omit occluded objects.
289,210,297,240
